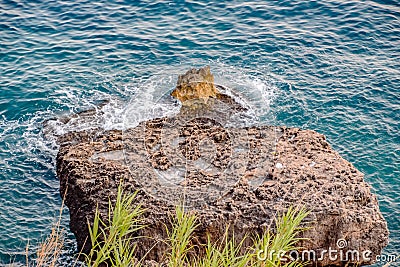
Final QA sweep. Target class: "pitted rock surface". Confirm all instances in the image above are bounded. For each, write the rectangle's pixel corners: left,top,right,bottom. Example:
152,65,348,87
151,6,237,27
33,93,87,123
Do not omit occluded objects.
57,122,388,266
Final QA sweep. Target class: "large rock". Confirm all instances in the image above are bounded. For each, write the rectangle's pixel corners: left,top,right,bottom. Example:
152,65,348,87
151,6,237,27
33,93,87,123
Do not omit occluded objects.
56,68,388,266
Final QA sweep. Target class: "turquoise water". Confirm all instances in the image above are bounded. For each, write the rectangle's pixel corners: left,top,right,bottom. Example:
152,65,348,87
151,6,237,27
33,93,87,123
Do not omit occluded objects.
0,0,398,265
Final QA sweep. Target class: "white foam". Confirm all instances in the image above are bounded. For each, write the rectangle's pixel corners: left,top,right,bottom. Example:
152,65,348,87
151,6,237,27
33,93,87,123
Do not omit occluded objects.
123,64,278,129
211,64,278,125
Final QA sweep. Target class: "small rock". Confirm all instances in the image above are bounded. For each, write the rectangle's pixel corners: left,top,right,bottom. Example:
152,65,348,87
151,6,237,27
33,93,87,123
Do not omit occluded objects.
171,66,219,105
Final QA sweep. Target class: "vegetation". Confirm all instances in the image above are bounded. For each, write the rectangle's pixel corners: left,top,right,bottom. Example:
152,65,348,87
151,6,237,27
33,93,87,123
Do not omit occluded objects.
20,197,65,267
21,184,310,267
34,221,64,267
82,183,309,267
166,206,199,267
84,185,145,267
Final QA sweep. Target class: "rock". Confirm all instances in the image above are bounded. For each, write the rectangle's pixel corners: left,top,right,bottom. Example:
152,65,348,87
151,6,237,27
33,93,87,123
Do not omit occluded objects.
56,67,388,266
171,66,247,126
171,66,219,105
57,125,388,266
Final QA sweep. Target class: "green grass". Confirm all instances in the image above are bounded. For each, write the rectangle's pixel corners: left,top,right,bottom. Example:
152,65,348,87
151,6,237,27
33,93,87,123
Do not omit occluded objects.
83,183,309,267
84,185,146,267
193,229,252,267
252,206,309,267
166,205,199,267
22,183,310,267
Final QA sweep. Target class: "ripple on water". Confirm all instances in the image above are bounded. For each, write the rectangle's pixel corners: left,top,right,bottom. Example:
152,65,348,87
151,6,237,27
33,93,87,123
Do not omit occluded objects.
0,0,399,265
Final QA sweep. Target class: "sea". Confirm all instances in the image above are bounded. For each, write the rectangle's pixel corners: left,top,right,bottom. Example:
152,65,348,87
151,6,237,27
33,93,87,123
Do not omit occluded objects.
0,0,398,265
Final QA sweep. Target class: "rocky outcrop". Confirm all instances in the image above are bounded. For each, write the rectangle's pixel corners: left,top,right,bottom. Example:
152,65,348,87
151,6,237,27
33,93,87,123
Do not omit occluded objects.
56,67,388,266
171,66,219,105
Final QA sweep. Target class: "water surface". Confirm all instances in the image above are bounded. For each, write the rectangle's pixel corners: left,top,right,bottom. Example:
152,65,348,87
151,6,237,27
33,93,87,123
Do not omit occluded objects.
0,0,399,265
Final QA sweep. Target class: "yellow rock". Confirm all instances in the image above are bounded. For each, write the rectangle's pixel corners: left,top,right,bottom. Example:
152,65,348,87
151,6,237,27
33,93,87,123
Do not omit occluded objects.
171,66,219,105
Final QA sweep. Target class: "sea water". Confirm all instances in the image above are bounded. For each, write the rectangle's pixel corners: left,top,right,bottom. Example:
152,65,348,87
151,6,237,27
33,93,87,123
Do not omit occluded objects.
0,0,398,265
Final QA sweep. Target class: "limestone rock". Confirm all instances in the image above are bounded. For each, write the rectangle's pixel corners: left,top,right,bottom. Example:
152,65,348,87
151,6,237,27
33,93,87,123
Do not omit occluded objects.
57,122,388,266
171,66,219,105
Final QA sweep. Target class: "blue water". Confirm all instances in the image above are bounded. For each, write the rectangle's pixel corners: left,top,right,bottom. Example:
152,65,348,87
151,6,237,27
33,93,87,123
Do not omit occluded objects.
0,0,399,265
